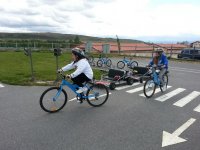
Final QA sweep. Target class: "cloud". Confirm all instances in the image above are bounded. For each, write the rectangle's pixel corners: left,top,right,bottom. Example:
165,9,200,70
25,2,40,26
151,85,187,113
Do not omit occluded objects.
0,0,199,42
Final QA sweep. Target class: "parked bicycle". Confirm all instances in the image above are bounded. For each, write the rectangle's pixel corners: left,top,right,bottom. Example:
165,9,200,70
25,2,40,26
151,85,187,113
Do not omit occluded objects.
96,54,112,67
117,56,138,69
40,72,109,113
143,65,169,98
84,52,94,65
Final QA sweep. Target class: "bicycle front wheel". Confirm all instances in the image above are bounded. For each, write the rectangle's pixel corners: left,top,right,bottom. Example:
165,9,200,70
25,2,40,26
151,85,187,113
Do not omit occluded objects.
143,79,156,98
86,83,109,107
40,87,68,113
129,61,138,69
106,59,112,67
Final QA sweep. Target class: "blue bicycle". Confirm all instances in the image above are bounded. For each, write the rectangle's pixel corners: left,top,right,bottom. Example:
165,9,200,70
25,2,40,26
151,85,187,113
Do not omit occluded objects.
143,65,169,98
117,56,138,69
96,54,112,67
40,72,109,113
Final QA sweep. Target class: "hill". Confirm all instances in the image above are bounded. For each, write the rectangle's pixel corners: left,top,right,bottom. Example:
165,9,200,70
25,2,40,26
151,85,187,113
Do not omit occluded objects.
0,32,142,43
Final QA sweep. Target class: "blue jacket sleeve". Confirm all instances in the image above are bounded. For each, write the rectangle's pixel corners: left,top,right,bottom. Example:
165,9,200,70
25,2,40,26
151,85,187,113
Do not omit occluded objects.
149,58,153,66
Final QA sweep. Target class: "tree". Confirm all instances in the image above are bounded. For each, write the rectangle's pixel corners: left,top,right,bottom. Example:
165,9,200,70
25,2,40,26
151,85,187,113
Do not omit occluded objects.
74,35,81,45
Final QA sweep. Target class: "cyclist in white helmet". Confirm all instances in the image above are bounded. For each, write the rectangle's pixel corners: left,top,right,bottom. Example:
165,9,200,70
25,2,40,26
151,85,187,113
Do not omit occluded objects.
58,48,93,102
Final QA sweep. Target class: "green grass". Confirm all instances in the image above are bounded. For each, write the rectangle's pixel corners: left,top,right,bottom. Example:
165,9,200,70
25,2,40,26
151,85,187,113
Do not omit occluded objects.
0,51,103,85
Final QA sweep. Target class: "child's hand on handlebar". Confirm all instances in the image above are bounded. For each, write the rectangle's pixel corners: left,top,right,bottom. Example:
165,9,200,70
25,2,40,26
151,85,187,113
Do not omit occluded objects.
65,74,71,79
57,69,63,73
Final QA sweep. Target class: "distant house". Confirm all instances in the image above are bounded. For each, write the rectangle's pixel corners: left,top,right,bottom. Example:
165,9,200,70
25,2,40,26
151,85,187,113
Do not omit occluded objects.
78,42,187,54
190,41,200,48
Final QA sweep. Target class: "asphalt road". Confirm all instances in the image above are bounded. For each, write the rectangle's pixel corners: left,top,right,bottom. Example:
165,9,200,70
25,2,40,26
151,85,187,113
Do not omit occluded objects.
0,58,200,150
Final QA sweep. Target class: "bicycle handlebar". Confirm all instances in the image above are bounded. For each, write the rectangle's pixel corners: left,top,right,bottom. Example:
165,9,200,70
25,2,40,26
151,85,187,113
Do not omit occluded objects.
57,71,67,80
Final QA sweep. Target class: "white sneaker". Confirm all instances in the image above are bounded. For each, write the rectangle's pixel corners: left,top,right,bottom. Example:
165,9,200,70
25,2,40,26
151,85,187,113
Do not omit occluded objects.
76,87,88,93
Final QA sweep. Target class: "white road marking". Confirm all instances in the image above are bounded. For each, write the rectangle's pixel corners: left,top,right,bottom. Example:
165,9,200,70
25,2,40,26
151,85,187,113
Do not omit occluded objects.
170,67,200,74
193,104,200,112
126,86,143,93
115,83,140,90
162,118,196,147
69,93,111,102
173,91,200,107
155,88,186,102
139,86,172,97
0,84,4,88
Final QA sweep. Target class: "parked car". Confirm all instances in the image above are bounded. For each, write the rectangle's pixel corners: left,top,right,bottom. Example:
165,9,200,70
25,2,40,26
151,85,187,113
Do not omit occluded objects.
177,48,200,60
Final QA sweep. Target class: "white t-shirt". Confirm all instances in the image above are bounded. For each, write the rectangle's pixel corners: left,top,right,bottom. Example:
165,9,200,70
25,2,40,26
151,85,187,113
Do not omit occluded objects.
61,58,93,79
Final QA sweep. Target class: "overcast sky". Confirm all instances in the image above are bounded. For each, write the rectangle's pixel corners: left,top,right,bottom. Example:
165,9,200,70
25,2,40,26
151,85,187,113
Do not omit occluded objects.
0,0,200,42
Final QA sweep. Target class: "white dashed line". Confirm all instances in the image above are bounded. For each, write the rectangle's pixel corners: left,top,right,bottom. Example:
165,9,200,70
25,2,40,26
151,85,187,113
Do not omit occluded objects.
155,88,186,102
115,83,140,90
173,91,200,107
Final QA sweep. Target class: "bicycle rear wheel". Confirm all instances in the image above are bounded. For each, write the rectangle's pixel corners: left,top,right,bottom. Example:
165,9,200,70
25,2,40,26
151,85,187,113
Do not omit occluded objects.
117,61,125,69
40,87,68,113
160,74,168,92
97,60,103,67
88,55,94,64
143,79,156,98
86,83,109,107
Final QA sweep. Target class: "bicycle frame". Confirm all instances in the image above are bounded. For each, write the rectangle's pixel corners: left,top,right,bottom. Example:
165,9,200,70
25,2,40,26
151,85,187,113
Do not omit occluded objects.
122,57,130,63
149,67,161,85
53,78,96,101
99,57,109,64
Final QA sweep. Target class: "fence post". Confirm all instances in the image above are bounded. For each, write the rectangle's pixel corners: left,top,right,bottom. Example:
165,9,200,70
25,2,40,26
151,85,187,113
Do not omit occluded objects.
152,45,154,57
24,48,34,81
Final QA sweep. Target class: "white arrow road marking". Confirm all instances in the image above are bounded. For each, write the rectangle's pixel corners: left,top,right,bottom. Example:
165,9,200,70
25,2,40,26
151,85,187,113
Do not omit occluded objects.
173,91,200,107
0,84,4,88
69,92,111,102
126,86,143,94
139,86,172,97
162,118,196,147
115,83,140,90
155,88,185,102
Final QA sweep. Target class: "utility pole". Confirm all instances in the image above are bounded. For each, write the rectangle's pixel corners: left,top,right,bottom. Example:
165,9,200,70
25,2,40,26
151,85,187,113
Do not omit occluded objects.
116,35,121,54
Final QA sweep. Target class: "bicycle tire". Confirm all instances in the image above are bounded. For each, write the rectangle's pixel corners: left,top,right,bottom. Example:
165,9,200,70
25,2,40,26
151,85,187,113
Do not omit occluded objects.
143,79,156,98
88,55,94,64
106,59,112,67
160,74,168,92
126,77,134,85
129,61,138,69
109,82,116,90
40,87,68,113
97,60,103,67
117,61,125,69
86,83,109,107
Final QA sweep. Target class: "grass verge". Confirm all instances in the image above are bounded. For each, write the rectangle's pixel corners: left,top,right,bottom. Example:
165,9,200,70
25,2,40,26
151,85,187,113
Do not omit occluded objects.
0,51,103,85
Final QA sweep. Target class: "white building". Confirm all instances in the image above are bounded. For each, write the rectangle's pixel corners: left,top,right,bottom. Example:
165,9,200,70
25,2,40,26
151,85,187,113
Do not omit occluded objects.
190,41,200,48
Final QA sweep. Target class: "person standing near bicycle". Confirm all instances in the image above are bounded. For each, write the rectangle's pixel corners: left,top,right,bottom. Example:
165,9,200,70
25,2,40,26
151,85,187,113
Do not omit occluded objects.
147,48,168,86
58,48,93,102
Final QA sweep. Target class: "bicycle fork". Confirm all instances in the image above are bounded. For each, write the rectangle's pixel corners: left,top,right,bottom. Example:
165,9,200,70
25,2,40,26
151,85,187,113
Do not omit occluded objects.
53,86,63,101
